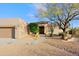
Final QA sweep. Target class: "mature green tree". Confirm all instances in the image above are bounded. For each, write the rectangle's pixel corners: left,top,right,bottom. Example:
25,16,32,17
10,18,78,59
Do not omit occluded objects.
37,3,79,40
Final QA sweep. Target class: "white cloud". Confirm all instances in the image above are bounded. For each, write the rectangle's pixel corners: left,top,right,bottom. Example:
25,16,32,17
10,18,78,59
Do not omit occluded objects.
26,13,35,18
34,3,47,11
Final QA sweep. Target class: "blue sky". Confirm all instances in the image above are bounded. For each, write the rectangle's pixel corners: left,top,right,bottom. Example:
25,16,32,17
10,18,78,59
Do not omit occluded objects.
0,3,79,27
0,3,39,22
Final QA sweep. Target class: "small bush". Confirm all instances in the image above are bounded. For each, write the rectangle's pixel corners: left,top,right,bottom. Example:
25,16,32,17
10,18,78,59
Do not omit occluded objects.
69,27,79,37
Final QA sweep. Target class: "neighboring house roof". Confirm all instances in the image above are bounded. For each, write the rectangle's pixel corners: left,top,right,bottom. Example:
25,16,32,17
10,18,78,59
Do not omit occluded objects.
29,21,58,28
0,18,27,27
36,21,49,24
29,21,49,24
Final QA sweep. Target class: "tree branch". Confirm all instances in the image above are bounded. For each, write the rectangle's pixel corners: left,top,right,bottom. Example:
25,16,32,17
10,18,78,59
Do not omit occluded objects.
67,12,79,23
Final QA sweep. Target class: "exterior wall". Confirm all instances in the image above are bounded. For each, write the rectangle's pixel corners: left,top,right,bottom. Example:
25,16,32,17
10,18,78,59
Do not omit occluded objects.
0,18,28,39
44,24,49,35
38,23,63,35
15,19,28,39
15,25,27,39
38,23,52,35
53,26,63,35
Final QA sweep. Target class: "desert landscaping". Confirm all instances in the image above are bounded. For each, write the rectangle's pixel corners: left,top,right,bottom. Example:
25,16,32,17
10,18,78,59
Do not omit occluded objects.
0,35,79,56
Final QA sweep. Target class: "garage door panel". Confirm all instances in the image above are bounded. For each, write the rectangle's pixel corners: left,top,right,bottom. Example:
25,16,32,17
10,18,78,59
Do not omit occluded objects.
0,27,13,38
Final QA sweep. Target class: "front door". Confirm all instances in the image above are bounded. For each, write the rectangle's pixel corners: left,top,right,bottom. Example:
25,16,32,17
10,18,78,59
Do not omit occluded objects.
39,26,44,34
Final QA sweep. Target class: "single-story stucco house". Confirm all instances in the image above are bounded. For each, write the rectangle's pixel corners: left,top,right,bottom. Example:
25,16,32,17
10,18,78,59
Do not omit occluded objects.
0,18,63,39
28,21,63,35
0,18,28,39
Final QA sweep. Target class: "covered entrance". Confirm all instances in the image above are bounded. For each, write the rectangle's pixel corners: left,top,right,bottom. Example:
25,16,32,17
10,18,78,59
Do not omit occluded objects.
39,26,44,34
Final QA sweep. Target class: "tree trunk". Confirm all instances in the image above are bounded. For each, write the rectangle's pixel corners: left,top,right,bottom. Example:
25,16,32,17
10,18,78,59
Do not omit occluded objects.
50,24,54,37
62,29,67,40
50,29,53,37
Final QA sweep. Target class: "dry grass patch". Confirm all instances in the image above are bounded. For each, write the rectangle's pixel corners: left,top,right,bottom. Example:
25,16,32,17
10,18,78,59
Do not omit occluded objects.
44,39,79,55
20,43,74,56
0,42,74,56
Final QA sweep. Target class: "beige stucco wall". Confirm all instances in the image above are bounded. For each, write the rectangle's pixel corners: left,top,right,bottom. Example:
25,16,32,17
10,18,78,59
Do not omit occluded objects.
14,19,28,39
0,18,28,39
44,24,49,35
53,26,63,35
38,23,63,35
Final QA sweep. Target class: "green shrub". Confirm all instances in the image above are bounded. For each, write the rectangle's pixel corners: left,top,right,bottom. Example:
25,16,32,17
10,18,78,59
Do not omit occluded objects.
74,28,79,37
28,23,39,34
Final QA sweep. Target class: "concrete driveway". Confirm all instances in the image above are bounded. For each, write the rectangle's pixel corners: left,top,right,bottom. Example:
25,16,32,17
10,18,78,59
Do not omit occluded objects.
0,38,45,45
